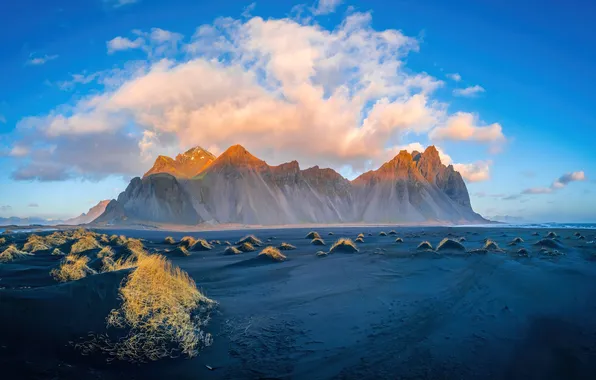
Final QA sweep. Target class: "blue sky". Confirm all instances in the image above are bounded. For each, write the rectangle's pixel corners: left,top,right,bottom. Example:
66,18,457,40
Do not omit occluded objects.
0,0,594,222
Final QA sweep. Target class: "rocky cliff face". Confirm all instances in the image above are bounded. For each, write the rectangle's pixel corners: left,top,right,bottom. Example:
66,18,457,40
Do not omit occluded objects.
95,174,201,225
143,146,215,179
63,200,110,225
95,144,485,226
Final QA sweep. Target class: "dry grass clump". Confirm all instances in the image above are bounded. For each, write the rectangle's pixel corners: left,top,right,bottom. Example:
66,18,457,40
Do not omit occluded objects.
436,238,465,252
101,255,138,272
110,234,128,245
379,231,387,236
311,238,326,246
355,237,364,243
97,246,115,258
123,238,147,257
395,237,404,243
164,236,176,245
278,242,296,250
179,236,196,249
223,246,242,255
51,254,96,282
235,235,263,246
316,251,328,257
237,242,256,252
167,246,191,257
84,254,215,362
517,248,529,257
357,233,365,239
0,245,32,262
46,231,69,246
546,231,557,238
189,239,212,251
0,237,5,246
258,246,287,262
70,235,101,254
52,248,65,256
329,238,359,254
458,237,466,242
481,239,498,251
417,241,433,250
305,231,321,240
99,234,110,244
574,232,581,237
23,234,51,253
534,239,562,249
328,232,334,235
388,230,397,235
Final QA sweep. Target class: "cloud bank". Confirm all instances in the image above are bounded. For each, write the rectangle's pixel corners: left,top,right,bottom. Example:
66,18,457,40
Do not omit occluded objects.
504,171,586,200
10,6,505,182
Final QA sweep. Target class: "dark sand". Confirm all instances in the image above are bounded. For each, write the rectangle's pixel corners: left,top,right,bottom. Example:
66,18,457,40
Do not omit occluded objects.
1,226,596,379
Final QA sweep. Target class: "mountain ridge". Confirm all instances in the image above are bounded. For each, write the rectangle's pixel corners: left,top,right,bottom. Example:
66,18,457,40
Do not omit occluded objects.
94,144,486,226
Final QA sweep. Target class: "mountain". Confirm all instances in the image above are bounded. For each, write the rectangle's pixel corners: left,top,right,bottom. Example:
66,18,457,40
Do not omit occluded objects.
143,146,216,179
0,217,65,227
94,144,486,226
94,174,201,226
63,200,110,225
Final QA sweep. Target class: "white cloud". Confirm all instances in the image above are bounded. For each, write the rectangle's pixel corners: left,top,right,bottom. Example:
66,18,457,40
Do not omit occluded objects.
9,145,30,157
107,36,144,54
509,171,586,199
26,54,59,65
104,0,139,9
0,205,12,212
453,84,485,97
446,73,461,82
28,203,39,208
12,8,504,181
453,161,492,182
313,0,343,15
429,112,505,146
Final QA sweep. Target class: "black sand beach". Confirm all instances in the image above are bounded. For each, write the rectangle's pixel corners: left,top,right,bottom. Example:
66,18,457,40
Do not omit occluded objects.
1,226,596,379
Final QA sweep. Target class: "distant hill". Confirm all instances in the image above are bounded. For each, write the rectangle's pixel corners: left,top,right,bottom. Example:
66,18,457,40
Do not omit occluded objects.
94,144,487,226
63,200,111,225
0,217,64,226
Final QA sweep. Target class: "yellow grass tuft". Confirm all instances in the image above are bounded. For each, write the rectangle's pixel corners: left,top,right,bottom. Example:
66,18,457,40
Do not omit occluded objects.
278,242,296,250
223,246,242,255
316,250,328,257
52,248,65,256
23,234,51,252
436,238,466,252
357,233,365,239
379,231,387,236
305,231,321,240
395,237,404,243
0,237,5,246
0,245,32,262
92,254,215,362
168,246,191,257
417,241,433,250
483,239,501,251
258,246,287,262
189,238,212,251
97,246,115,258
164,236,176,245
237,242,256,252
235,235,263,246
329,238,359,254
51,254,96,282
355,237,364,243
71,236,101,254
99,234,110,244
311,238,326,246
101,255,138,273
179,236,196,249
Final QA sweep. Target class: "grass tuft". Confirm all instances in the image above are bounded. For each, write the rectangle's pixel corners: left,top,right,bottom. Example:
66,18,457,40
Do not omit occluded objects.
70,236,101,254
417,241,433,250
355,237,364,243
311,238,326,246
305,231,321,240
23,234,51,252
278,242,296,250
0,245,32,262
436,238,465,252
85,254,215,362
164,236,176,245
258,246,287,262
235,235,263,246
329,238,359,254
51,254,96,282
379,231,387,236
189,238,212,251
237,242,256,252
395,237,404,243
223,246,242,255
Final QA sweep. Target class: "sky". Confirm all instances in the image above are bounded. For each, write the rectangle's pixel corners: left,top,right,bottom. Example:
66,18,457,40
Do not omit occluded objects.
0,0,595,222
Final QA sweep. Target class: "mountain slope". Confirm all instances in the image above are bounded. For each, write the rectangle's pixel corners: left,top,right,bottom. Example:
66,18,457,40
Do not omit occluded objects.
94,144,486,226
143,146,216,179
63,200,110,225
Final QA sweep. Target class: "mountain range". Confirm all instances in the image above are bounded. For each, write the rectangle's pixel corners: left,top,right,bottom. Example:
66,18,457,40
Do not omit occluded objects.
92,144,487,226
63,200,111,225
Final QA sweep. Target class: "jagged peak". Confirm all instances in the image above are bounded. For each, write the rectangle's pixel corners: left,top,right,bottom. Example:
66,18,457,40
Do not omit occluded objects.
211,144,266,169
420,145,441,164
273,160,300,172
